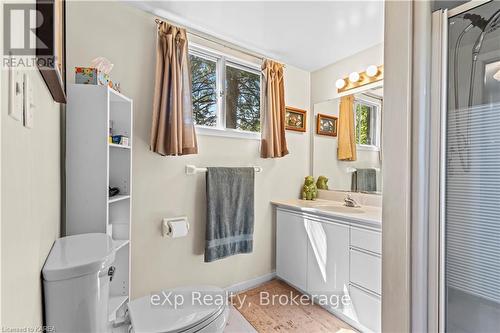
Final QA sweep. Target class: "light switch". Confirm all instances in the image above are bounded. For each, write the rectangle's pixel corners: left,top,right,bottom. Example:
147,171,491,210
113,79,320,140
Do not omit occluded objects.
9,68,24,121
23,73,34,129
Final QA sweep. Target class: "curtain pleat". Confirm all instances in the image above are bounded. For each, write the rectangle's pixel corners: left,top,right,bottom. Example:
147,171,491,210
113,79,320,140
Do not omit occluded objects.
150,22,198,156
260,60,289,158
337,95,357,161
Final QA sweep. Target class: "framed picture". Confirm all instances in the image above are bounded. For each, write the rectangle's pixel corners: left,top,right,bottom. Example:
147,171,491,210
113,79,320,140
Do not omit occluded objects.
36,0,66,103
285,107,307,132
316,114,338,137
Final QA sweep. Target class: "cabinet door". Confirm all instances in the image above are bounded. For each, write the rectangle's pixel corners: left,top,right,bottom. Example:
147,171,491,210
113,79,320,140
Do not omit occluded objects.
306,220,349,312
276,210,307,291
349,284,381,332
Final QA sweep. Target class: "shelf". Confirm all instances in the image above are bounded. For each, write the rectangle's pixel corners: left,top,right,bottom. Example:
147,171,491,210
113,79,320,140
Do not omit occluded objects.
108,194,130,204
109,87,132,103
113,239,129,252
109,143,131,150
108,295,128,322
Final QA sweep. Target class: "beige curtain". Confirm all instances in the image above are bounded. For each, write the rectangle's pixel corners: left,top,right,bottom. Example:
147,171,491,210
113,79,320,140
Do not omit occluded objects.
150,22,198,156
337,95,357,161
260,60,289,158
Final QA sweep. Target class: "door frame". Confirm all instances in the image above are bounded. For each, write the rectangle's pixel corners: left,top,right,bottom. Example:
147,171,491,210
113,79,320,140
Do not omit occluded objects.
428,8,448,333
382,1,413,332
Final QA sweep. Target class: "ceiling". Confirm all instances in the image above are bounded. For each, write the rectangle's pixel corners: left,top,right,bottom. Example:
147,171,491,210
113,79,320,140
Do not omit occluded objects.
129,1,384,72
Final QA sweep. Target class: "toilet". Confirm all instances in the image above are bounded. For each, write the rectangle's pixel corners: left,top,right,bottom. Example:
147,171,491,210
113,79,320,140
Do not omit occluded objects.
42,233,229,333
127,286,230,333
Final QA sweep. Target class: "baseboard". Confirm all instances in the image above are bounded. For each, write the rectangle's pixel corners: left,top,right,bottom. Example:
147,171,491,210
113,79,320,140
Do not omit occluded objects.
225,272,276,293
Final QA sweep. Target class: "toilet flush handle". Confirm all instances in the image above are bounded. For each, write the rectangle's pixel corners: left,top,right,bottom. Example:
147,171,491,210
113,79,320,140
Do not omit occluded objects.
108,266,116,281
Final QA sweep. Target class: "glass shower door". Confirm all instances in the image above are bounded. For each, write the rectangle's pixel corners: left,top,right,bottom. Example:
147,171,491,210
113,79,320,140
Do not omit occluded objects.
445,1,500,332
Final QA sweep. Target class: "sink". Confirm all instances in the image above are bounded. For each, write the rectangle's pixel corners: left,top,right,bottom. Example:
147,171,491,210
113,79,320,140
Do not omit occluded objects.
300,201,365,214
320,205,365,214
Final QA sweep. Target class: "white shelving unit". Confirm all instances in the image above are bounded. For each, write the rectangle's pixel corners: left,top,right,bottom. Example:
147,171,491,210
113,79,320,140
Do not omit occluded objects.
66,84,132,325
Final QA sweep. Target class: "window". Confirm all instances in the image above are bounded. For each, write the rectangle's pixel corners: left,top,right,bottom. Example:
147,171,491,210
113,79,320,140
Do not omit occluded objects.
354,96,381,149
190,53,218,127
189,45,261,137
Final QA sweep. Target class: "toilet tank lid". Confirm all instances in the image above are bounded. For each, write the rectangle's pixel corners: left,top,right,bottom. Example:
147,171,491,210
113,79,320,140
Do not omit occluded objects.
42,233,116,281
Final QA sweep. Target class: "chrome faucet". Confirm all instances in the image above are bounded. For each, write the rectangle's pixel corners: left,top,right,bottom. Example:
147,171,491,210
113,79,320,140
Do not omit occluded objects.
344,194,360,208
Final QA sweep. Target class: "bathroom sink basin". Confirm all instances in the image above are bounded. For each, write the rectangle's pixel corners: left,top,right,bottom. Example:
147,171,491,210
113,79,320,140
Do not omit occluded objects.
320,206,365,214
300,201,365,214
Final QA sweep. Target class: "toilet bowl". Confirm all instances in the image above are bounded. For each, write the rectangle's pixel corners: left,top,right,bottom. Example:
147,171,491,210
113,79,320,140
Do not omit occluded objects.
127,286,230,333
42,233,229,333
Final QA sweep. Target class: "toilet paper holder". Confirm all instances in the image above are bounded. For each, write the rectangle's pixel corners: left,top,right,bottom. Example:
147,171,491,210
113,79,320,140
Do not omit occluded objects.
162,216,190,237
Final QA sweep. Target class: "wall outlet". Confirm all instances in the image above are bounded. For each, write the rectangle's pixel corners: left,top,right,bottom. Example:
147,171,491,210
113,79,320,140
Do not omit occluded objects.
9,68,24,121
23,73,34,129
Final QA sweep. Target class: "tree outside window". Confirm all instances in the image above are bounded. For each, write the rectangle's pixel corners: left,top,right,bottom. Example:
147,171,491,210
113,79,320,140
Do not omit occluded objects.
189,47,261,134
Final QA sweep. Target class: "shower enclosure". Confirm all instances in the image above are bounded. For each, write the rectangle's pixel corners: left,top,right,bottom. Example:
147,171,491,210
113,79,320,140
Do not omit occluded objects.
434,1,500,331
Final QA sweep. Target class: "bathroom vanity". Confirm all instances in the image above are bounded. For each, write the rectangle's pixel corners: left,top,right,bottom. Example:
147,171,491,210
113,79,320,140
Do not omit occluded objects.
272,197,381,333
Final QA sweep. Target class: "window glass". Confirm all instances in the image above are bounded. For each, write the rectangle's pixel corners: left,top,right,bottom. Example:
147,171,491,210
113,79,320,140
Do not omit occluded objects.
190,54,217,127
225,64,261,132
356,103,372,145
189,46,261,136
355,100,379,146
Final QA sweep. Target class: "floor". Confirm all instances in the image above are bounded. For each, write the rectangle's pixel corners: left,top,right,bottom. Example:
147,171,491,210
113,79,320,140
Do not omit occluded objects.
446,287,500,333
226,279,356,333
225,306,258,333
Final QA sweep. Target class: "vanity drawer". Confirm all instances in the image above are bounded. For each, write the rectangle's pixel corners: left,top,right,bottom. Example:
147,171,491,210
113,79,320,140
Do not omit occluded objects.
350,249,381,295
350,227,381,254
349,284,381,333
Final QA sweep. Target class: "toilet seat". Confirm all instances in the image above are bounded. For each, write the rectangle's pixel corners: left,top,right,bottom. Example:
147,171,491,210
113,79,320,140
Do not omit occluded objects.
128,285,229,333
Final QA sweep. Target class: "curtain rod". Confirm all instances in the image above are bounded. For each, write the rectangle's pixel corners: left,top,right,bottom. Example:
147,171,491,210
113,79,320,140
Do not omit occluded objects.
154,18,285,67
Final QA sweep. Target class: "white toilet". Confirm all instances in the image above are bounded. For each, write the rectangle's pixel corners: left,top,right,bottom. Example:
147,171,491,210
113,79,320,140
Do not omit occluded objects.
127,286,230,333
43,233,229,333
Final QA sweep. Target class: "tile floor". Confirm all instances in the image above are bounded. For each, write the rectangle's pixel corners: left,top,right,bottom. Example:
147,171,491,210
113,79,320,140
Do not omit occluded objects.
224,306,258,333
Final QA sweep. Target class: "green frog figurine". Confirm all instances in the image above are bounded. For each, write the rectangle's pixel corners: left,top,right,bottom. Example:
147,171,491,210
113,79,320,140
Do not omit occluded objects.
316,176,329,190
302,176,318,200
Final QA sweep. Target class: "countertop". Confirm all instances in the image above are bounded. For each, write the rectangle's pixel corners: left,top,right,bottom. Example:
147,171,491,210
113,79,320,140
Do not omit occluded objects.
271,198,382,229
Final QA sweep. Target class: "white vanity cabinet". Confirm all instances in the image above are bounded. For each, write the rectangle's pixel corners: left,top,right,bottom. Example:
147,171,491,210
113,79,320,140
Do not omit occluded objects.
306,218,349,311
349,227,382,332
276,209,308,291
275,206,381,333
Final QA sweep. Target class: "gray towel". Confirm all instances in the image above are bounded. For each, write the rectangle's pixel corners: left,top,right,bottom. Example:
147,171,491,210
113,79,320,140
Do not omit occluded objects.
351,168,377,192
205,167,255,262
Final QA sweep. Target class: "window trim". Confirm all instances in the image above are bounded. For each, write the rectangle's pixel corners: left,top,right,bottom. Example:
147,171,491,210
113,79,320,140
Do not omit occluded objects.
354,94,382,151
189,43,262,139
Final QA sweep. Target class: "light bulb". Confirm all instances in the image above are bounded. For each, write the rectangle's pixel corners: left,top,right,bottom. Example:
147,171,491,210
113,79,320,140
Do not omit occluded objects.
335,78,346,89
494,69,500,82
349,72,360,83
366,65,378,77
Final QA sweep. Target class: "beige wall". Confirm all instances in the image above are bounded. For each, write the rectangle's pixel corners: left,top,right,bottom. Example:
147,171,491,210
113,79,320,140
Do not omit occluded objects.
311,44,383,104
311,44,383,192
1,18,61,330
66,1,311,299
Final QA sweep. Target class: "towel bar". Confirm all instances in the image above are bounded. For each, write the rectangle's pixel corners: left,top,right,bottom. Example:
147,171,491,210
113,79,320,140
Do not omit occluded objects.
186,165,263,175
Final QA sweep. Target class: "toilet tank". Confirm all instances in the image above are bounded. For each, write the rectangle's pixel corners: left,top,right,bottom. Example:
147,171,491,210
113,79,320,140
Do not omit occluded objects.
42,233,116,333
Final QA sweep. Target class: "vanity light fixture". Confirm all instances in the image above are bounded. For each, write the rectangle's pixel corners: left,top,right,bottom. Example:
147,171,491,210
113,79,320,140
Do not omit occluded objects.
336,65,384,93
335,78,346,89
366,65,379,78
349,72,360,83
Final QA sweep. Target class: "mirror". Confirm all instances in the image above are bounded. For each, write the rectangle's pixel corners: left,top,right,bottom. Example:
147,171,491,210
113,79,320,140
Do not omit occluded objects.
312,86,383,194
